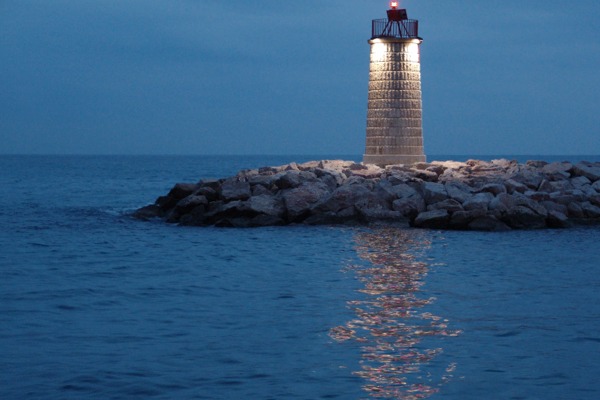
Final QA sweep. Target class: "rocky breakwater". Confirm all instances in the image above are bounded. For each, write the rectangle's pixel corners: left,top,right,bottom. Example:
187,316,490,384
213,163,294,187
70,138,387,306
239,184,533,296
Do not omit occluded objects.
134,159,600,231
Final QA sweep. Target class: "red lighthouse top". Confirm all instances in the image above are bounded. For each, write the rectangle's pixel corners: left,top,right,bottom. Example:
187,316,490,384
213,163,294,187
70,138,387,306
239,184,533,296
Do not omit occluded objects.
387,1,409,21
371,1,420,39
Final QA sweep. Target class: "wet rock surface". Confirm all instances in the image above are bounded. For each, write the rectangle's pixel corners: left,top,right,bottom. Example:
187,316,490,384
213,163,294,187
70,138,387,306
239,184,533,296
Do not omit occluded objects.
134,159,600,231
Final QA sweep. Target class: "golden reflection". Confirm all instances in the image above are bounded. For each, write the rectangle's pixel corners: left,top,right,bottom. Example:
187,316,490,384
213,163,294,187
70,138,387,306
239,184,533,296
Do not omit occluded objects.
330,227,461,399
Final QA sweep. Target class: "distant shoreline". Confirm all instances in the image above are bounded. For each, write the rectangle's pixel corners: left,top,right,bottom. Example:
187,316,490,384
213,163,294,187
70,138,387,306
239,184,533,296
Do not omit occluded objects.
1,154,599,164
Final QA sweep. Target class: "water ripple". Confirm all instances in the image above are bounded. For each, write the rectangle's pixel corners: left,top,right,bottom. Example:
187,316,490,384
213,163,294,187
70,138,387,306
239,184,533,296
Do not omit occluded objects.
330,227,461,399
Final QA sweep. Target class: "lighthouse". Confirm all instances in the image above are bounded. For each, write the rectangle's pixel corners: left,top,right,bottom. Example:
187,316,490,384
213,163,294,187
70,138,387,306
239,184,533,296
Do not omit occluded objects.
363,1,426,166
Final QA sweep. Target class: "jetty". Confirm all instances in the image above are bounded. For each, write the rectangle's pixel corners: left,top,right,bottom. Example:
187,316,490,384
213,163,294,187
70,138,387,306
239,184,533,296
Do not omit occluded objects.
134,159,600,231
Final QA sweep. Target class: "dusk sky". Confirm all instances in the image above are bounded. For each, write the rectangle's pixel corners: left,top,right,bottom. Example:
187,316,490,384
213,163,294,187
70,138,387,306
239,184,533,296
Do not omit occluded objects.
1,0,599,156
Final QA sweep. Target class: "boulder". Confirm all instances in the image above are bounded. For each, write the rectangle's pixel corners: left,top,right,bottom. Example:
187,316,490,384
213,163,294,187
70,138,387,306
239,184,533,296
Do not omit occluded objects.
342,174,366,185
571,162,600,182
236,169,257,180
503,206,547,229
477,183,506,196
247,194,285,217
337,206,357,217
133,204,164,220
376,180,419,202
514,195,548,218
195,186,218,201
251,184,273,196
489,193,517,219
314,168,345,189
220,179,252,201
283,182,330,221
426,164,446,176
538,179,572,193
315,174,339,191
511,169,544,190
468,216,511,232
248,174,276,188
169,197,207,222
581,185,597,197
198,179,221,191
490,193,517,211
285,162,300,171
412,169,438,182
355,191,391,213
155,182,199,211
491,158,518,169
317,183,378,214
439,168,468,182
427,199,463,213
470,161,503,174
393,182,422,199
373,179,397,203
525,190,551,202
155,194,177,211
542,162,572,180
445,181,473,203
569,189,587,199
317,160,354,172
550,192,584,206
463,192,494,211
526,160,548,168
385,170,413,185
412,209,450,229
347,164,384,179
449,209,486,230
274,170,317,189
504,179,528,194
206,200,253,223
178,205,208,226
435,160,468,171
348,162,368,171
168,182,198,200
392,196,426,219
411,162,430,170
175,194,208,214
421,182,448,204
258,166,280,175
570,176,592,189
546,210,571,229
541,201,568,215
567,202,585,218
581,202,600,218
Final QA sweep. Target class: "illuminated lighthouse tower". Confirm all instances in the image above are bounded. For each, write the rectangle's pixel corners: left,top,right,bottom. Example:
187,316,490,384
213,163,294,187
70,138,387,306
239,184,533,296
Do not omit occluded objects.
363,1,426,165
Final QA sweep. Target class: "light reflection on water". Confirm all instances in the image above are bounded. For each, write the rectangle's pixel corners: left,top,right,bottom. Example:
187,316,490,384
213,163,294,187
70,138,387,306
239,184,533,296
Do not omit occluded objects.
331,227,461,399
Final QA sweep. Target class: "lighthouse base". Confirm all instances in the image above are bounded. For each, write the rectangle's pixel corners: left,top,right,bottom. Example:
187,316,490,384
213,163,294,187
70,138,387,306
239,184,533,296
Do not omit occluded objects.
363,154,426,167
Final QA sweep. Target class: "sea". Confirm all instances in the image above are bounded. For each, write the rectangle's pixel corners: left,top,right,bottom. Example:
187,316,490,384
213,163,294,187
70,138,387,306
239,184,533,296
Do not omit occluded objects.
1,154,599,400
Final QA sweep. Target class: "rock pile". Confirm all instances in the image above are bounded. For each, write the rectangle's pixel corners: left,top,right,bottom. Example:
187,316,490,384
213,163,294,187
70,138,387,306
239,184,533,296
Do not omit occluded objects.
134,159,600,231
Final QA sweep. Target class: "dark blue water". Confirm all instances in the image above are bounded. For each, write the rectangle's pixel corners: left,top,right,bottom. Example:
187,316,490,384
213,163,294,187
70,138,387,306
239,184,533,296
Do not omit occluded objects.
1,155,599,399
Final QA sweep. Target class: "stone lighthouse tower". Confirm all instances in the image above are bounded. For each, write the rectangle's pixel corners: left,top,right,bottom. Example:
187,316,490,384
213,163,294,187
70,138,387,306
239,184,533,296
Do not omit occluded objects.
363,1,426,166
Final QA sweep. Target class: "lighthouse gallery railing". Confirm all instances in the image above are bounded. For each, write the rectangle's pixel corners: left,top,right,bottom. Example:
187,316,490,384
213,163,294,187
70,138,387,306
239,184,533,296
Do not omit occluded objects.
371,18,419,39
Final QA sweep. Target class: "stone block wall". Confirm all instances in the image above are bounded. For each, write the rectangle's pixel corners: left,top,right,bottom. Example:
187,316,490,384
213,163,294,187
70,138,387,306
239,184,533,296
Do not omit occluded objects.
364,39,426,166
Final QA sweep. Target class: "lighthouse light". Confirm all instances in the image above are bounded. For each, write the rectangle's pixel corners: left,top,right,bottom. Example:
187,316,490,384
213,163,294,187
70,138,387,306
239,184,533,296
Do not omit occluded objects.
390,1,398,9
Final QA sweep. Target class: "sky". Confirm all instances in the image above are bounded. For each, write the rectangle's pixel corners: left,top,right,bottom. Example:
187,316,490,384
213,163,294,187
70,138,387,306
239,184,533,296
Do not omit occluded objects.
1,0,599,156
